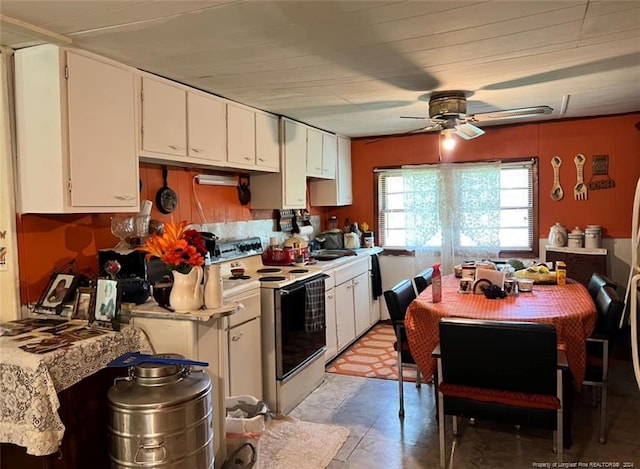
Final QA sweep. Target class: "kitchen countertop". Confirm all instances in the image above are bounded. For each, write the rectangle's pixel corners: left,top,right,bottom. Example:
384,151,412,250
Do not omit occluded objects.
311,246,383,270
124,301,241,321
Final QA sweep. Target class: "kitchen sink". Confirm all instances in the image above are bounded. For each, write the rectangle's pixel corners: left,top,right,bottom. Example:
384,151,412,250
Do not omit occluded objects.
310,250,356,261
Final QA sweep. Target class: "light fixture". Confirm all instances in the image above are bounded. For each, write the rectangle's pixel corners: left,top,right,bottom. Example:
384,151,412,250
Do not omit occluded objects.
195,174,237,187
441,129,456,151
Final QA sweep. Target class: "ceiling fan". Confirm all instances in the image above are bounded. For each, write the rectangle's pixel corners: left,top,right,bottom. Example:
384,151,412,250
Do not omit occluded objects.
366,91,553,145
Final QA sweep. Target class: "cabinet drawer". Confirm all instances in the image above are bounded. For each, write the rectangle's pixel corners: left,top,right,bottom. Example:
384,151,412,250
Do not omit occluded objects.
334,257,368,285
226,290,261,328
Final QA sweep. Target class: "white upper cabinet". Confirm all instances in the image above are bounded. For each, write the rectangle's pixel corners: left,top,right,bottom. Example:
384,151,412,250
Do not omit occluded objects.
309,135,352,206
322,133,337,179
227,103,256,168
306,128,323,178
14,45,139,213
255,112,280,172
141,77,187,157
251,118,306,209
187,92,226,163
141,76,227,166
227,105,280,172
306,129,336,179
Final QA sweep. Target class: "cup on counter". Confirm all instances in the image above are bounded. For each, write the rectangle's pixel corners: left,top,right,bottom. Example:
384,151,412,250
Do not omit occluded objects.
459,278,473,294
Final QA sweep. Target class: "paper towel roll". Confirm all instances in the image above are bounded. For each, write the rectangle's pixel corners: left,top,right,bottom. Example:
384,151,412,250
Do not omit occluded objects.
298,225,314,238
204,265,222,309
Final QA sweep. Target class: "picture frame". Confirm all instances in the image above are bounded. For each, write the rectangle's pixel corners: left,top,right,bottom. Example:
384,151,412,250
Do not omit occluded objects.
71,287,92,320
34,272,80,314
88,278,122,330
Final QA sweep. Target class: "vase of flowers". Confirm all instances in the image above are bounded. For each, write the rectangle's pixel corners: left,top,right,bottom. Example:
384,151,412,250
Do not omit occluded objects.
138,220,207,313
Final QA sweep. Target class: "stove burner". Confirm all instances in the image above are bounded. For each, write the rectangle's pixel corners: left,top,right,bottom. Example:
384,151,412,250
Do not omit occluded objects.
259,276,287,282
228,275,251,280
257,268,281,273
289,269,309,274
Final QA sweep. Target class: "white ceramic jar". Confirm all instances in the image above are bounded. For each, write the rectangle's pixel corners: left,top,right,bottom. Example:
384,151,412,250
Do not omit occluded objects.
548,223,568,247
567,226,584,248
584,225,602,249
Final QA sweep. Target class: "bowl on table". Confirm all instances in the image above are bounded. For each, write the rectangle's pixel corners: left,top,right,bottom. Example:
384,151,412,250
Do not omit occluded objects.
517,278,534,292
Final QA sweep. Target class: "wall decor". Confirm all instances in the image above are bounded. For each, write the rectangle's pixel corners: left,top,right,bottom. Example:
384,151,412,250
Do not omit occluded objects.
573,154,588,200
589,154,616,190
550,156,564,201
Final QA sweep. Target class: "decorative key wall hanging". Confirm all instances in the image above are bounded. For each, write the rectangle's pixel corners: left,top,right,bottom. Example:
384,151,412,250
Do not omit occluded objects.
588,154,616,190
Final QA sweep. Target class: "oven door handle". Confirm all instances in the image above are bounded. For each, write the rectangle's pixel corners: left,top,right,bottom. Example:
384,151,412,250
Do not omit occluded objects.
280,274,329,295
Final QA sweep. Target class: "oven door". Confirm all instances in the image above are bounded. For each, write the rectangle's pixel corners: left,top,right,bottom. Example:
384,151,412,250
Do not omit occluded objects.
275,274,328,380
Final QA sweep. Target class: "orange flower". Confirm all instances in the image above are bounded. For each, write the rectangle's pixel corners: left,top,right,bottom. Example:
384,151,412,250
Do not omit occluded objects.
138,220,205,273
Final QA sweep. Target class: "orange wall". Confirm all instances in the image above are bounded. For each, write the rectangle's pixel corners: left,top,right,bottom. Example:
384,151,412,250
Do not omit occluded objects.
327,113,640,242
16,113,639,303
17,163,326,303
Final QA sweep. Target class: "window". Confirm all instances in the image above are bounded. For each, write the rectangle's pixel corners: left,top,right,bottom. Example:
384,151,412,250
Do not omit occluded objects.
377,160,536,254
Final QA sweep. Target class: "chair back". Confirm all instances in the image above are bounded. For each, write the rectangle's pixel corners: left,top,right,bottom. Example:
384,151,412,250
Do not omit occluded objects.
383,279,416,323
587,273,617,300
413,268,434,294
594,285,624,337
439,318,558,396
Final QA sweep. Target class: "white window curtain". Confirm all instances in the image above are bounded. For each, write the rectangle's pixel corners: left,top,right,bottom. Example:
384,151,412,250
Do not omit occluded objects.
379,162,502,275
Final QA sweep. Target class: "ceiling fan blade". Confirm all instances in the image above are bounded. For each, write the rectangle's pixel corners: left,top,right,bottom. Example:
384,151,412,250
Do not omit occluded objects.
470,106,553,122
364,125,438,145
455,122,485,140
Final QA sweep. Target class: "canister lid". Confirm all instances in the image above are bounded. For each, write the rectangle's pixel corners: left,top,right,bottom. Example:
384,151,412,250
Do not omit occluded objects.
134,360,183,379
570,226,584,236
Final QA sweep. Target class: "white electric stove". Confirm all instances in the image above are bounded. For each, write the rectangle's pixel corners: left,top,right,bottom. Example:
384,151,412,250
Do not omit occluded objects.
212,237,328,413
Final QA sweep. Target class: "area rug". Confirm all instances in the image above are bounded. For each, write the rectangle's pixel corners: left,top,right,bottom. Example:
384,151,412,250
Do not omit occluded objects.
258,417,349,469
326,322,420,382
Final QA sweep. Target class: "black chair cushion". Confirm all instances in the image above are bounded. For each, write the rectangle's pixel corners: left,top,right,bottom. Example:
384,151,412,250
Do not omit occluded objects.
413,268,434,294
593,285,624,336
587,273,617,301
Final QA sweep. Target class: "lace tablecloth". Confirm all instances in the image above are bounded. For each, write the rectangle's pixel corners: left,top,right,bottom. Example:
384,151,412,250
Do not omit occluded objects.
405,275,597,390
0,325,152,456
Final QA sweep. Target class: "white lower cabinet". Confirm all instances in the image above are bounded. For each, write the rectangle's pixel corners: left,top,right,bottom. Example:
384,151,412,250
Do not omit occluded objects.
333,257,371,353
324,271,338,362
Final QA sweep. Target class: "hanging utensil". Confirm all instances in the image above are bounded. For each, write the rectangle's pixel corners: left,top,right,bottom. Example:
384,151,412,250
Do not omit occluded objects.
550,156,564,201
573,154,588,200
237,176,251,205
155,166,178,214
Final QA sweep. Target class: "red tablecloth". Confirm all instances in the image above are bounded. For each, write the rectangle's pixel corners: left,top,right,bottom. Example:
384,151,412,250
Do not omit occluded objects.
405,275,597,390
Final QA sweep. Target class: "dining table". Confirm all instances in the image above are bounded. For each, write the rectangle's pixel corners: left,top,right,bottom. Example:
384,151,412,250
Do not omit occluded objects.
405,274,597,390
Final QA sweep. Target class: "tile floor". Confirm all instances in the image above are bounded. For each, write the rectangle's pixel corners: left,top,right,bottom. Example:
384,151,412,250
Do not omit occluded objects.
289,359,640,468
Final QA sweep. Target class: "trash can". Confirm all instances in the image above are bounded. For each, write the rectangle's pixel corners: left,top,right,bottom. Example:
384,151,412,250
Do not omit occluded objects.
223,395,268,469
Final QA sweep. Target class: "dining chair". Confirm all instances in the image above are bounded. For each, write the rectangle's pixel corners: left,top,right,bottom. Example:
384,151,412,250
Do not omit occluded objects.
587,272,617,301
412,267,434,295
433,318,571,468
583,284,624,443
383,279,422,418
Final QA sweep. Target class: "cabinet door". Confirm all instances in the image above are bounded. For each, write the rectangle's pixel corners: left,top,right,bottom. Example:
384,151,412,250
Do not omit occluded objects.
337,135,353,205
335,281,356,351
188,92,226,163
353,272,370,336
306,128,323,178
322,133,337,179
141,77,187,156
228,318,263,398
283,120,307,208
255,112,280,171
227,103,256,166
67,53,139,208
325,288,337,362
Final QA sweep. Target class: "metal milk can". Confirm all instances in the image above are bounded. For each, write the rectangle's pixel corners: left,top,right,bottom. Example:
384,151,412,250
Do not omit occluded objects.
108,358,214,468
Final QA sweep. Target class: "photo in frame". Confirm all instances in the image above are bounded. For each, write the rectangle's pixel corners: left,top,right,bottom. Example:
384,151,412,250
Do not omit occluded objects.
88,278,122,330
34,272,80,314
71,287,92,320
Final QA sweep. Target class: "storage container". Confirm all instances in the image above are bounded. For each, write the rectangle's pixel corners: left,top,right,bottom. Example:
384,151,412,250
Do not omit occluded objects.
567,227,584,248
108,358,214,468
585,225,602,249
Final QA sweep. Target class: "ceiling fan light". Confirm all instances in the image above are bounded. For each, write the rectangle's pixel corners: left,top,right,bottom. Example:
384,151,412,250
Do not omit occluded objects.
441,129,456,150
